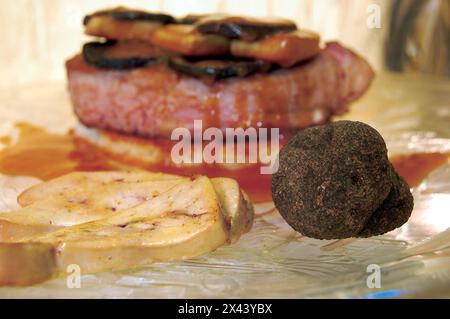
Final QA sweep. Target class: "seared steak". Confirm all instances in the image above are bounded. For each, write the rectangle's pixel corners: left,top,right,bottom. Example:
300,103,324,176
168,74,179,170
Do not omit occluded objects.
66,42,374,138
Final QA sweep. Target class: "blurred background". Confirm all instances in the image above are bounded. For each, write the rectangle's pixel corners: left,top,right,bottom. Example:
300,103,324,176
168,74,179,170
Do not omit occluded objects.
0,0,448,88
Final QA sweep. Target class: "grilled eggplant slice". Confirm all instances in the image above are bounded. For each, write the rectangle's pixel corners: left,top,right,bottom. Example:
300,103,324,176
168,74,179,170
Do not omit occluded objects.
83,7,176,25
84,7,175,41
82,40,168,69
197,16,297,41
168,56,272,80
149,24,230,56
231,30,322,67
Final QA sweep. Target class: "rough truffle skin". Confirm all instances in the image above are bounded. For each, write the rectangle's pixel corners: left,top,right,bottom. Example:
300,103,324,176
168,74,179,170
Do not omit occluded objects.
357,165,414,237
272,121,413,240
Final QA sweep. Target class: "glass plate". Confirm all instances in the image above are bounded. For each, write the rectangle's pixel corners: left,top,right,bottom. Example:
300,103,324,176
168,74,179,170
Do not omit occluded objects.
0,72,449,298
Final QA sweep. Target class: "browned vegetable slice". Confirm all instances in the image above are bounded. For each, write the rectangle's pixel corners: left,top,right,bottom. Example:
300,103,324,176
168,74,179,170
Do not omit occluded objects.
231,30,321,67
84,7,175,41
168,56,272,80
197,16,297,41
179,14,227,25
82,40,168,69
149,24,230,56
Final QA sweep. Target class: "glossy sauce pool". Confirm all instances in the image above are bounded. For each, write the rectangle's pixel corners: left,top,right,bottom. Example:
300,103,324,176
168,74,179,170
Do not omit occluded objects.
0,124,275,202
0,123,448,202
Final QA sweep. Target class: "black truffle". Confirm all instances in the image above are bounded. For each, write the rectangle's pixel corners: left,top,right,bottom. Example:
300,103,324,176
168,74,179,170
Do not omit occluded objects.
358,165,414,237
272,121,414,239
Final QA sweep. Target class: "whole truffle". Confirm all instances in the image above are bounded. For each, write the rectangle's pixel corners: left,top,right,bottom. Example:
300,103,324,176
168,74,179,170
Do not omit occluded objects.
272,121,413,239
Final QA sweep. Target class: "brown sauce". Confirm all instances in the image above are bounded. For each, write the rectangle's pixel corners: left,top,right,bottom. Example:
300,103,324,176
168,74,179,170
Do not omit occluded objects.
0,123,448,202
391,153,450,188
0,123,273,202
0,123,118,181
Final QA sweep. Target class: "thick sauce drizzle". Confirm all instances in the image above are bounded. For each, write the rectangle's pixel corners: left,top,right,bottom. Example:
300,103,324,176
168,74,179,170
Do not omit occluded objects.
0,123,448,202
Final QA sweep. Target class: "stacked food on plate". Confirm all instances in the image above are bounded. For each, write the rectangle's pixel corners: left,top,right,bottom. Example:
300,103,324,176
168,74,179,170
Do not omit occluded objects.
1,8,414,288
67,7,374,155
64,7,376,203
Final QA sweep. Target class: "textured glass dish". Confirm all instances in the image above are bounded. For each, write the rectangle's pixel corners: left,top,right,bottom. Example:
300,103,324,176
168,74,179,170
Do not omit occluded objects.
0,72,449,298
